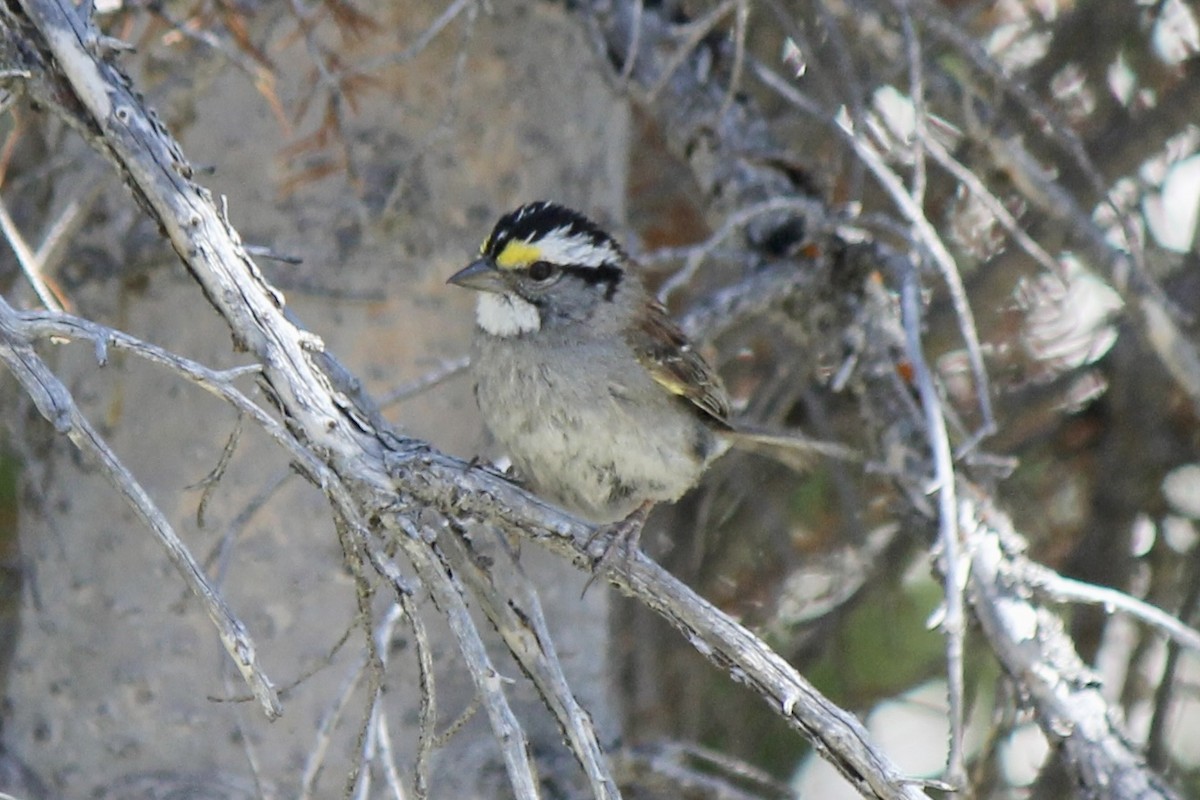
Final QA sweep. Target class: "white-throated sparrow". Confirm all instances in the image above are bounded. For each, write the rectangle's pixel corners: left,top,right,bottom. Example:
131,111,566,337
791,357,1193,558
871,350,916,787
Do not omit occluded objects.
449,201,839,551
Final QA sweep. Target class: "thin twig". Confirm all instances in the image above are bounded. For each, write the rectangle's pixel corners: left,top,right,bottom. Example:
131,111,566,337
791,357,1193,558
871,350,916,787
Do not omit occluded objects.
432,698,481,749
1148,543,1200,766
646,0,738,101
144,0,272,81
338,510,384,800
0,294,282,718
224,663,274,800
193,413,245,529
1027,569,1200,654
375,709,409,800
208,467,293,575
442,523,620,800
900,269,966,790
380,356,471,407
300,629,374,799
717,0,749,120
400,588,438,800
368,0,476,70
921,134,1062,277
896,0,927,208
352,603,406,800
753,59,996,439
0,195,65,311
13,311,325,479
284,0,360,188
655,196,825,302
375,522,543,800
617,0,643,85
34,189,98,284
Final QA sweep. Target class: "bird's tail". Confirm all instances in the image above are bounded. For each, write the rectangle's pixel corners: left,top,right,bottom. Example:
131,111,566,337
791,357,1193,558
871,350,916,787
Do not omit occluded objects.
725,425,861,473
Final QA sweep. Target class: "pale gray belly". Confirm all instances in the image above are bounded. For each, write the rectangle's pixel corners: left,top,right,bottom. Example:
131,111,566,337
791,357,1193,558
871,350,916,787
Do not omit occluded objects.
473,335,718,522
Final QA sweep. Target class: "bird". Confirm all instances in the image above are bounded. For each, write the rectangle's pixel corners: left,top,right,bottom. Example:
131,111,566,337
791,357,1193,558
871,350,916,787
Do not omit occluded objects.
448,201,845,564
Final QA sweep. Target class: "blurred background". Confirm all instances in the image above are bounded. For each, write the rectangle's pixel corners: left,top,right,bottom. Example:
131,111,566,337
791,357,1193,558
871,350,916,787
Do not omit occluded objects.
1,0,1199,797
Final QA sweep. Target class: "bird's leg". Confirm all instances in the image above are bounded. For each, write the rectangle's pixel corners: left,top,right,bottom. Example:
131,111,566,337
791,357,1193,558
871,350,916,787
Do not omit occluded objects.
581,500,655,595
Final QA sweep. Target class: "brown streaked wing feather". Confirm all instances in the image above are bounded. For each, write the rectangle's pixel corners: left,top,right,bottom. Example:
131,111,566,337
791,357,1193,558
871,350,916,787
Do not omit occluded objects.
629,300,732,427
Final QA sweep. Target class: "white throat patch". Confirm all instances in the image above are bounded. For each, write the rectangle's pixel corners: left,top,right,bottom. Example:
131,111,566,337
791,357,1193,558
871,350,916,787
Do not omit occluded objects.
476,293,540,337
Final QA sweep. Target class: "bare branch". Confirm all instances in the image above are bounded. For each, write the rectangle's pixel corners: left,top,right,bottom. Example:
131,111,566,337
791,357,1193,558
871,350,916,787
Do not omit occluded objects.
965,496,1185,800
385,447,934,800
372,526,543,800
441,524,620,800
0,293,282,718
380,356,470,408
754,60,996,438
10,0,1195,796
899,269,966,789
0,194,65,311
1027,569,1200,655
399,588,437,800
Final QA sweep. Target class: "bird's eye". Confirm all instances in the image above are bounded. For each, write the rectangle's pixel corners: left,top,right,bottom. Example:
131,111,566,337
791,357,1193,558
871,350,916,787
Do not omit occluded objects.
528,261,555,281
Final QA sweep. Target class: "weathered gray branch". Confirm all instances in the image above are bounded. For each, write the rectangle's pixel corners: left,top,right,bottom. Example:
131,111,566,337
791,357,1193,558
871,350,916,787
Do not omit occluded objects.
5,0,1191,796
965,495,1184,800
0,293,282,719
0,0,939,798
568,0,1193,796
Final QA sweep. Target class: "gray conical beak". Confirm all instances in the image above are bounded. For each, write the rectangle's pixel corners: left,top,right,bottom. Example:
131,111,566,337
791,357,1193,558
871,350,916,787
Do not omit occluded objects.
448,258,506,293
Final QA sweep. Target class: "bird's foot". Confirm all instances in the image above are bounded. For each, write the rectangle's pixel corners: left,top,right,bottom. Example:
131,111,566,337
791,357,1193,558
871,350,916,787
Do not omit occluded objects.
580,501,654,597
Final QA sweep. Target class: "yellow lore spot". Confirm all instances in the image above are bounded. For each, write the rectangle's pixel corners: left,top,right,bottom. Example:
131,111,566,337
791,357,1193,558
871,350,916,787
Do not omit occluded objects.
495,240,542,270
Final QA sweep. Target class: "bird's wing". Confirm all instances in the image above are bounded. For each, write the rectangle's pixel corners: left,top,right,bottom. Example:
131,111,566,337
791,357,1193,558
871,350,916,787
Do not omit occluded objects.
628,299,732,428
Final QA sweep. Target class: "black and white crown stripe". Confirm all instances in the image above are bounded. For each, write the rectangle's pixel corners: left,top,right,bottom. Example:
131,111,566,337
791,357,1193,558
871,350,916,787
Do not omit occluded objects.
484,202,624,269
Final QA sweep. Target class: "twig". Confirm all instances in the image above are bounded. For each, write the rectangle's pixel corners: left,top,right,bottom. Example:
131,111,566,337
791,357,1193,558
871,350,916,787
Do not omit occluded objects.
399,587,437,800
646,0,738,101
965,496,1184,800
13,311,323,481
1026,568,1200,654
284,0,360,188
338,511,384,800
301,627,374,799
224,663,274,800
616,0,643,85
352,602,406,800
380,356,470,407
34,189,97,283
207,467,293,575
920,134,1062,277
896,0,927,209
0,195,65,311
432,698,480,749
620,741,792,800
386,446,934,800
376,523,543,800
717,0,749,120
899,269,966,790
193,413,245,529
0,293,282,719
753,59,997,439
375,709,409,800
442,523,620,800
655,196,826,302
368,0,476,70
382,0,482,218
1148,543,1200,766
143,0,272,81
